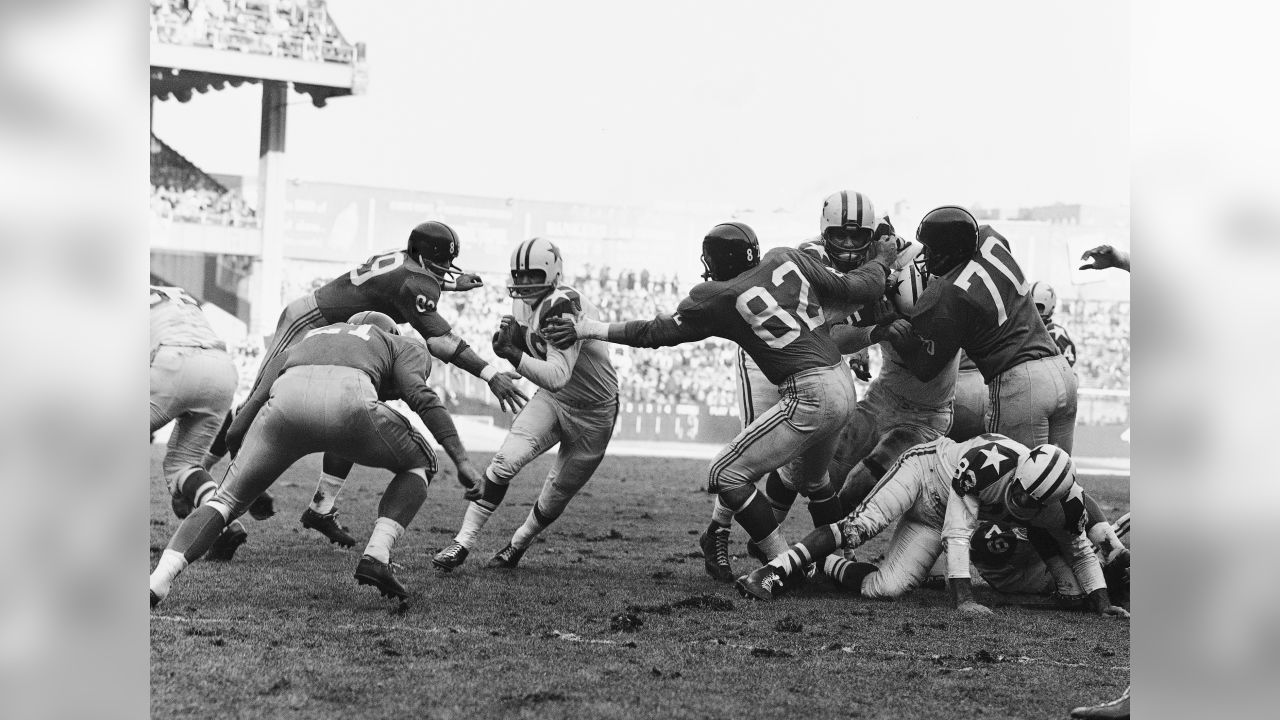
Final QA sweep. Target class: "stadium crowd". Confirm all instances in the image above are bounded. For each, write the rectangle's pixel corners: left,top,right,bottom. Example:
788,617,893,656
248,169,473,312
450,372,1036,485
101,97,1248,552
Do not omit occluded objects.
1058,299,1130,390
151,134,258,226
150,0,357,64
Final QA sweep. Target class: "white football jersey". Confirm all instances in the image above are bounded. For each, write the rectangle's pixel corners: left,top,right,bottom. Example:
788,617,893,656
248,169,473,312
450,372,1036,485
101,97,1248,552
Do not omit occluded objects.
150,285,226,358
511,285,618,407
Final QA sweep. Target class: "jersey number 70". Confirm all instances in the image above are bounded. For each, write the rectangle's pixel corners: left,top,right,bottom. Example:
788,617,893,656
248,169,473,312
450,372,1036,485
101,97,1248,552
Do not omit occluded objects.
735,260,824,349
954,235,1028,327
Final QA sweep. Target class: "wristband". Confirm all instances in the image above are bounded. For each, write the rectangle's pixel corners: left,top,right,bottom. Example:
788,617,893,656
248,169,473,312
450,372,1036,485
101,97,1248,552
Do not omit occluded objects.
576,318,609,341
480,365,499,382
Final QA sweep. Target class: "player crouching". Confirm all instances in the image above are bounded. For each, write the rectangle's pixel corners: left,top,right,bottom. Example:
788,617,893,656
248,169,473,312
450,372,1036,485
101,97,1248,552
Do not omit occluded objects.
432,238,619,571
150,312,450,609
736,434,1129,618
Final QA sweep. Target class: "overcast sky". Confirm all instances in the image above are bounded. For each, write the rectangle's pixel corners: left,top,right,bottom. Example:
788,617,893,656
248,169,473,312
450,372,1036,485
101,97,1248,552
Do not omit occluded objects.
153,0,1129,215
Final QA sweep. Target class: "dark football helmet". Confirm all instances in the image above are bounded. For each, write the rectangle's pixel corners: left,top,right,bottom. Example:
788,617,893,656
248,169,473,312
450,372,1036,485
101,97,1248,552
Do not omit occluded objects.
406,221,464,282
701,222,761,281
915,206,979,276
348,311,400,335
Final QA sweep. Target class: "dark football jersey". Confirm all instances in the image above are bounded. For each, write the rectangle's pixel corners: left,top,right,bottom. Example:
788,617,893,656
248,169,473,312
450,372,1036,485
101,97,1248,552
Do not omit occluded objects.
905,225,1059,383
313,249,453,341
1045,319,1077,367
612,247,889,385
230,323,439,448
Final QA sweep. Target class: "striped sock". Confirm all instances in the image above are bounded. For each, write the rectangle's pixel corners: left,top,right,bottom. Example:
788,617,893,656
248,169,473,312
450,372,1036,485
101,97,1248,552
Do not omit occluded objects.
766,543,811,577
710,497,734,527
177,468,218,509
822,556,877,594
455,471,509,548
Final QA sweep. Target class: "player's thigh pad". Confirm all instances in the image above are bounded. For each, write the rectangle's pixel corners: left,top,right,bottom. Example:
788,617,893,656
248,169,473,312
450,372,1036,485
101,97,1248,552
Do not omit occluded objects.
489,391,563,482
949,369,988,442
212,402,309,518
861,517,944,599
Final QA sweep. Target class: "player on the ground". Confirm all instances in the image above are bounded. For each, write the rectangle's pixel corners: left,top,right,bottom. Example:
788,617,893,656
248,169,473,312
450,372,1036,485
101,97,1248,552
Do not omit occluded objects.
544,222,895,575
736,434,1129,618
969,503,1131,609
1031,280,1077,367
209,222,524,545
149,312,467,608
702,191,891,582
829,240,959,515
432,238,619,571
150,284,248,560
881,207,1078,452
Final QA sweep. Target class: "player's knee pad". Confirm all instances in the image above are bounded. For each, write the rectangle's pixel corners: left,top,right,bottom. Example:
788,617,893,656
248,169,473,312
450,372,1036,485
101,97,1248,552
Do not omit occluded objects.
486,454,521,485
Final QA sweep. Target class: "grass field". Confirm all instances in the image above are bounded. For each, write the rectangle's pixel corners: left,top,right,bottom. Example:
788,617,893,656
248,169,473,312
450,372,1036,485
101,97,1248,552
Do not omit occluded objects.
150,445,1130,720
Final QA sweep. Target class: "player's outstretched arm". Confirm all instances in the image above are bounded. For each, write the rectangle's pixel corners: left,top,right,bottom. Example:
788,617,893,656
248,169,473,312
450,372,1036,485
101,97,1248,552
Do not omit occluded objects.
427,331,529,413
544,312,708,350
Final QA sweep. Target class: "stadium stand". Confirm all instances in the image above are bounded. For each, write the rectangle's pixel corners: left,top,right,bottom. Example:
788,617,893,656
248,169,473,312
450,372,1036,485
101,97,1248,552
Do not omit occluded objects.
150,0,356,64
151,134,258,226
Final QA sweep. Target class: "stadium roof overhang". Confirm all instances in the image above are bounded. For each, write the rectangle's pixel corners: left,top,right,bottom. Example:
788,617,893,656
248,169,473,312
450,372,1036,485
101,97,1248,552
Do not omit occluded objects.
150,42,366,108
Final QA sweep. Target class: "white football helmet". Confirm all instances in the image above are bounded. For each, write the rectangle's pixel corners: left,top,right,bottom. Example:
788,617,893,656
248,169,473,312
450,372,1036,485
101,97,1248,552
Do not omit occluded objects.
508,237,563,301
1006,444,1076,520
888,242,930,315
1030,280,1057,321
820,190,877,272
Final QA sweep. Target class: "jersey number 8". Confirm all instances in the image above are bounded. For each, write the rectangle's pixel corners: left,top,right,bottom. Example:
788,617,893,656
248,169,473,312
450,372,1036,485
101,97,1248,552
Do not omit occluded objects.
735,260,824,349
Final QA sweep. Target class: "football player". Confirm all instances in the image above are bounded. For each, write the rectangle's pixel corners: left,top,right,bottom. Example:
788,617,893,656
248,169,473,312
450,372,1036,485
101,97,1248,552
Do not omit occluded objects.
211,221,522,545
882,208,1078,453
544,222,895,568
702,191,893,582
432,238,619,570
150,284,247,560
829,240,959,516
736,434,1129,619
1031,280,1077,367
150,312,466,608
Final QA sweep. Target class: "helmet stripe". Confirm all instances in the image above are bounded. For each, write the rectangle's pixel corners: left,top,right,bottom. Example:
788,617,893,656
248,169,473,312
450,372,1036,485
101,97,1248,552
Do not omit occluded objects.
840,191,849,226
523,238,537,270
1026,450,1070,496
854,192,864,227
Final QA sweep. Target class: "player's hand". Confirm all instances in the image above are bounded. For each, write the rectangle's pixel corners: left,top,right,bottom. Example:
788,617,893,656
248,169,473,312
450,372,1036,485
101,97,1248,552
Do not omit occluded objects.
1078,245,1128,271
542,317,579,349
1099,605,1130,619
453,273,484,291
848,350,871,381
956,600,994,617
456,460,483,501
487,370,529,414
491,315,521,362
870,237,898,269
878,318,919,351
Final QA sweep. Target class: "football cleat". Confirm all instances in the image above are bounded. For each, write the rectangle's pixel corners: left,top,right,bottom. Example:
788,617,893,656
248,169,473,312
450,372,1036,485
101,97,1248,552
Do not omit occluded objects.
735,565,784,602
354,555,410,601
248,491,276,521
1069,686,1130,719
204,521,248,561
432,542,469,572
699,526,734,583
745,539,769,566
487,543,527,569
150,590,161,609
300,508,357,548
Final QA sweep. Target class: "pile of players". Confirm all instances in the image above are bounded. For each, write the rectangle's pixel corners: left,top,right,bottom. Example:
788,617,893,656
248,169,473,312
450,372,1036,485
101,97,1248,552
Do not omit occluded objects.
149,193,1131,628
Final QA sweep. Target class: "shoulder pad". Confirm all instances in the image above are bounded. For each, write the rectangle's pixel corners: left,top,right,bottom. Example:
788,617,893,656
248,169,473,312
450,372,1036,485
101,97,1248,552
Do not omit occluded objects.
540,288,583,326
796,238,829,262
952,438,1022,496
